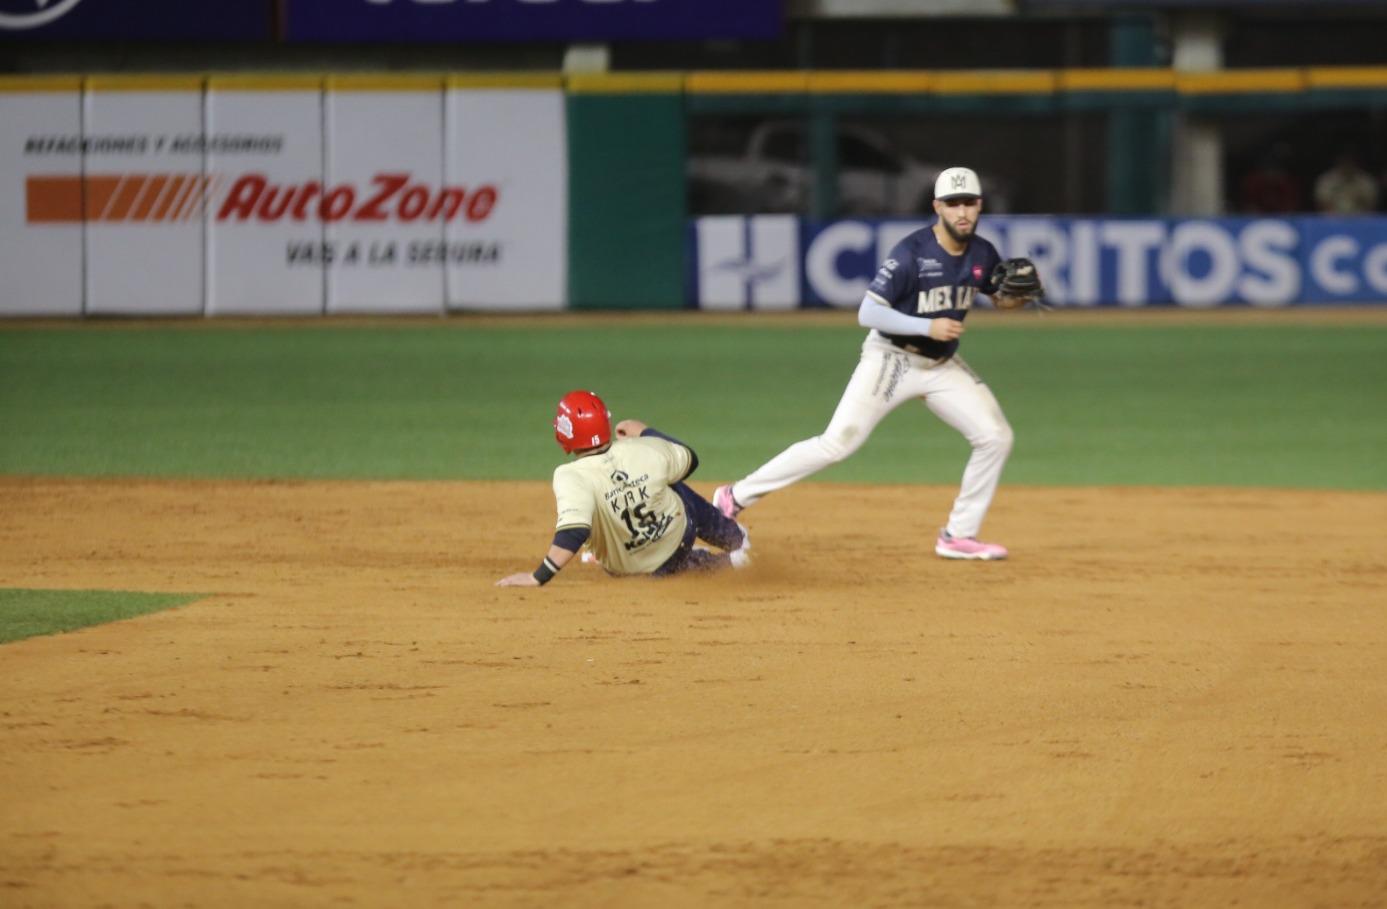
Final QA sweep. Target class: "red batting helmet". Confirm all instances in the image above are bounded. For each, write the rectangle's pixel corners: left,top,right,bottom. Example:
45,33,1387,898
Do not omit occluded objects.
554,389,612,453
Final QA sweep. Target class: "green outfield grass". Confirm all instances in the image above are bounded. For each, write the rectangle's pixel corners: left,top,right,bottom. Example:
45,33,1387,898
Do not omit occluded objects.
0,588,201,644
1,317,1384,489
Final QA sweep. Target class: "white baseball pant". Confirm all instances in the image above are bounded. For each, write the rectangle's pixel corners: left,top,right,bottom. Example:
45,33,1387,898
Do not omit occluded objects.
732,332,1013,540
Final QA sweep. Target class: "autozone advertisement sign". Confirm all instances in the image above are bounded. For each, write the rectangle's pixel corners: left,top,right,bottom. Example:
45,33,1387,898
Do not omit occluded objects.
0,0,274,40
691,215,1387,309
1,77,567,316
285,0,781,42
26,173,498,227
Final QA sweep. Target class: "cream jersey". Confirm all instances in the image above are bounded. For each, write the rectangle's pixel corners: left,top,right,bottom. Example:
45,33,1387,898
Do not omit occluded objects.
552,436,693,575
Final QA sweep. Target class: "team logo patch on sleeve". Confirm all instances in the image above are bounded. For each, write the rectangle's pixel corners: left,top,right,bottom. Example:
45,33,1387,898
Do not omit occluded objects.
870,260,897,292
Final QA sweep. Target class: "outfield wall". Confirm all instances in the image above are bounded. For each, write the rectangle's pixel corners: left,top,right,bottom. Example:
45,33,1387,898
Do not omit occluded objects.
7,70,1387,316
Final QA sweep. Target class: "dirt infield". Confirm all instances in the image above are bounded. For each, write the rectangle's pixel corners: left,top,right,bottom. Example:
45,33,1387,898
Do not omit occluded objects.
2,477,1385,907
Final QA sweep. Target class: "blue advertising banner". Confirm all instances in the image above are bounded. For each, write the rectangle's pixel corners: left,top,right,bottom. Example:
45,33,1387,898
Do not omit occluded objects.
286,0,782,43
1023,1,1384,7
690,215,1387,309
0,0,274,40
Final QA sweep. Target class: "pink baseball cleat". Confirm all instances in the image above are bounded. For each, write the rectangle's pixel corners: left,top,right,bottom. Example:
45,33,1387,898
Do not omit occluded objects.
935,530,1008,561
713,484,743,519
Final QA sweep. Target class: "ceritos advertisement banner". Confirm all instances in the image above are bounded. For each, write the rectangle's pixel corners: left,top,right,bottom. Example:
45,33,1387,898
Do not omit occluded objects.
690,214,1387,309
2,74,568,316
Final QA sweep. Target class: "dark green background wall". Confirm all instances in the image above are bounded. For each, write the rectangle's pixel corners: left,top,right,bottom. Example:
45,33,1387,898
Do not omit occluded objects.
567,87,687,310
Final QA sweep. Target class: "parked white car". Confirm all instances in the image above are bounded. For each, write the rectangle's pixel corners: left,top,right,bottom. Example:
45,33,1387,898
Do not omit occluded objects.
689,120,1011,217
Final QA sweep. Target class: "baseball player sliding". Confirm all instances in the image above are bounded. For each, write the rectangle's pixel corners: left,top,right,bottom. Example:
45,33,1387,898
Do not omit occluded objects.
714,166,1044,561
496,390,751,587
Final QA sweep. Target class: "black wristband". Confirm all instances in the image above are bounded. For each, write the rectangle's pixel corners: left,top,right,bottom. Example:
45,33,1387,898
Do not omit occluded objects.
532,557,560,586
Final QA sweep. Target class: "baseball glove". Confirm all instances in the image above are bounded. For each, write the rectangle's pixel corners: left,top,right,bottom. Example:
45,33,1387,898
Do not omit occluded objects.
990,257,1045,310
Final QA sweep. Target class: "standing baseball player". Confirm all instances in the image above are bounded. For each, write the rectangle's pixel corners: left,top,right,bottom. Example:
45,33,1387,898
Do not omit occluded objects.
496,389,751,588
713,166,1043,560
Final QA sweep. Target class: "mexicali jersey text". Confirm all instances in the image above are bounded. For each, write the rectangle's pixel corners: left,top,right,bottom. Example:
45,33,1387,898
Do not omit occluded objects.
865,227,1002,359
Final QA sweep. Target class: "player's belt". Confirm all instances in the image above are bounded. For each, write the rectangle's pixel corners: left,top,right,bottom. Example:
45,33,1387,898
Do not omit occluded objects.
888,337,952,363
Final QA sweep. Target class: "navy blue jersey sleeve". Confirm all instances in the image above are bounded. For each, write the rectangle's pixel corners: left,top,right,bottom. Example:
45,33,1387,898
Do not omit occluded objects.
552,526,591,552
866,243,917,307
641,427,698,479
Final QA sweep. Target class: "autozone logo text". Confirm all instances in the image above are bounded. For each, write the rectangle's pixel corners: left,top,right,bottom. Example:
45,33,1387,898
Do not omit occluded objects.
219,173,497,224
25,172,499,224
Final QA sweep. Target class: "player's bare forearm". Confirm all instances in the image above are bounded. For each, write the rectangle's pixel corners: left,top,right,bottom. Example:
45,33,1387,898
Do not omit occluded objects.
544,544,577,570
496,544,578,588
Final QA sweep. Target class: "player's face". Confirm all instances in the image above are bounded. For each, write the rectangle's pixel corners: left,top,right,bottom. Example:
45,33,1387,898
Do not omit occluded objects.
933,196,983,242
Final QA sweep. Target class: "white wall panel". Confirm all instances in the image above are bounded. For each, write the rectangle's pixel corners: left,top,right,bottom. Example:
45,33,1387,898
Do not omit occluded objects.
445,85,567,311
324,80,445,314
205,79,325,316
83,79,205,315
0,80,84,316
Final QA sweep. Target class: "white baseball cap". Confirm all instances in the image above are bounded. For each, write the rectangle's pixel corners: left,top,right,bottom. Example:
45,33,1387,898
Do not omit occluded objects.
934,166,982,200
